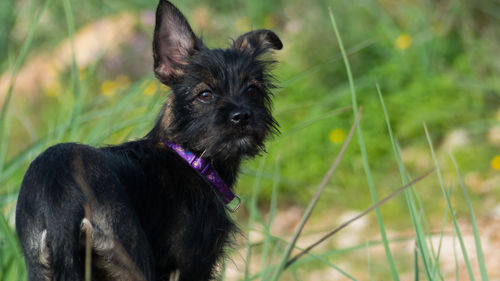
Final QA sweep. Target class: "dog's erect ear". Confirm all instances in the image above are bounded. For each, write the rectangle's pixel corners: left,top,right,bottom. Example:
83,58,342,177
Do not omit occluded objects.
233,29,283,55
153,0,197,84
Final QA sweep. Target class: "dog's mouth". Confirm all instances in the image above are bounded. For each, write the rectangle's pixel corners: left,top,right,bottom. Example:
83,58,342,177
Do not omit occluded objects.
202,133,264,161
232,136,256,152
225,122,274,156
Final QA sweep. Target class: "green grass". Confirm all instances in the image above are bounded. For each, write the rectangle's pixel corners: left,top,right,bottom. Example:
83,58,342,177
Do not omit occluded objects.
450,152,488,281
1,0,498,280
328,8,400,281
424,123,475,281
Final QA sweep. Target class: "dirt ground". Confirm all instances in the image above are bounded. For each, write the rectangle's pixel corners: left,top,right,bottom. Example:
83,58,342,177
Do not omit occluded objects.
225,207,500,281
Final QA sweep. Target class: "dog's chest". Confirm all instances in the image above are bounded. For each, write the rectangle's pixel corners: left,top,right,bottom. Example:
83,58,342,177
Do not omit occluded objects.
128,149,236,278
149,188,234,279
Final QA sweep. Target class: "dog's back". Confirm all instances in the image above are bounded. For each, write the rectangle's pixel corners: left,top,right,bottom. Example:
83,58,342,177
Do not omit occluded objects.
17,141,234,280
16,142,154,280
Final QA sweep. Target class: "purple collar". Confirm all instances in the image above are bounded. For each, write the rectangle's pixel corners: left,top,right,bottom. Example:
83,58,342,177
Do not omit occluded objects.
164,141,241,212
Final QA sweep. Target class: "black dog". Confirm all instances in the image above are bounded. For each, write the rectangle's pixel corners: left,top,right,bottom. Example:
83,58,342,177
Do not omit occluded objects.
15,1,282,280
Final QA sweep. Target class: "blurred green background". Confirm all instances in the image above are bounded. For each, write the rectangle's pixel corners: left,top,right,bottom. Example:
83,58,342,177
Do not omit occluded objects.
1,0,500,280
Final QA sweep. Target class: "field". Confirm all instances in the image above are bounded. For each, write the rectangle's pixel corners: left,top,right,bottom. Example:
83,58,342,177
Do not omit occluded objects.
1,0,499,280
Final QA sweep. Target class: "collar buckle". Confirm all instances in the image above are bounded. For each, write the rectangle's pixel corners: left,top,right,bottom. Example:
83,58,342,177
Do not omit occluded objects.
225,194,241,213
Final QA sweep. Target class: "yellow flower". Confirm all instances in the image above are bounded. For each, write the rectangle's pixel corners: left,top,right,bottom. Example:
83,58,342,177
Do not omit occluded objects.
395,33,412,50
236,16,251,32
329,128,346,144
160,84,169,92
491,155,500,170
101,75,131,97
44,81,61,97
101,80,118,97
115,74,131,90
144,81,158,96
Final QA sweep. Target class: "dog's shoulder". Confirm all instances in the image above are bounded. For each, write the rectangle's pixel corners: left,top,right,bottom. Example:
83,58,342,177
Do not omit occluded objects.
32,142,102,164
24,143,96,180
22,142,131,192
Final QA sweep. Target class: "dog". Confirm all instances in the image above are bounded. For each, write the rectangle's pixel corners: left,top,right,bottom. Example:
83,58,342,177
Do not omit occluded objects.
15,0,282,280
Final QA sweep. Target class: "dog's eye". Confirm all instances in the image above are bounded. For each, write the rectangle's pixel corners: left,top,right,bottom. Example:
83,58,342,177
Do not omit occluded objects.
246,85,258,96
197,90,215,103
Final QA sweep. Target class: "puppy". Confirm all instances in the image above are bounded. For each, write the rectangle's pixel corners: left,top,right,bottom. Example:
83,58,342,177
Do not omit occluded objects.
15,1,282,280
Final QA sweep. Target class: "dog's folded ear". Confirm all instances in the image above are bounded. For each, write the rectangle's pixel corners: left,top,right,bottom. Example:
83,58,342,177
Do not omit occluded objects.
233,29,283,55
153,0,197,84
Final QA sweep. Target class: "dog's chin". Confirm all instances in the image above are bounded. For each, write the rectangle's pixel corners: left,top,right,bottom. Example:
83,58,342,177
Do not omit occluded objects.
233,137,260,155
205,136,263,161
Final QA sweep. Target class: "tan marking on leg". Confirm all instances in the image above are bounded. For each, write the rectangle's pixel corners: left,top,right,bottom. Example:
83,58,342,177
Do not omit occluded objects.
80,217,147,281
39,230,53,281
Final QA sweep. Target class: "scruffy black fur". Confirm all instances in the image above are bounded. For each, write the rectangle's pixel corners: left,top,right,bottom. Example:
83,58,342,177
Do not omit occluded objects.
15,1,282,280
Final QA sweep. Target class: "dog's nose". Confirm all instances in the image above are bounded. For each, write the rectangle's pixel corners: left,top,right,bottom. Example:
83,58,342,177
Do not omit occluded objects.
230,110,251,125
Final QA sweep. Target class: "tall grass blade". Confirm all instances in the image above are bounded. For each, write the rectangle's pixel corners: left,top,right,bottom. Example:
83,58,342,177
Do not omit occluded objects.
0,0,53,172
269,108,361,281
423,123,475,281
366,240,373,281
260,158,281,281
404,187,434,280
290,267,301,281
297,252,358,281
453,229,459,281
449,152,489,281
244,157,266,280
413,243,419,281
412,181,441,270
376,85,434,280
430,185,453,280
0,213,22,259
329,8,399,280
62,0,83,140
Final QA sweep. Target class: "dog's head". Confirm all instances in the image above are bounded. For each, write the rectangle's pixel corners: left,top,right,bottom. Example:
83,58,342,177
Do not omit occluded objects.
150,0,282,162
